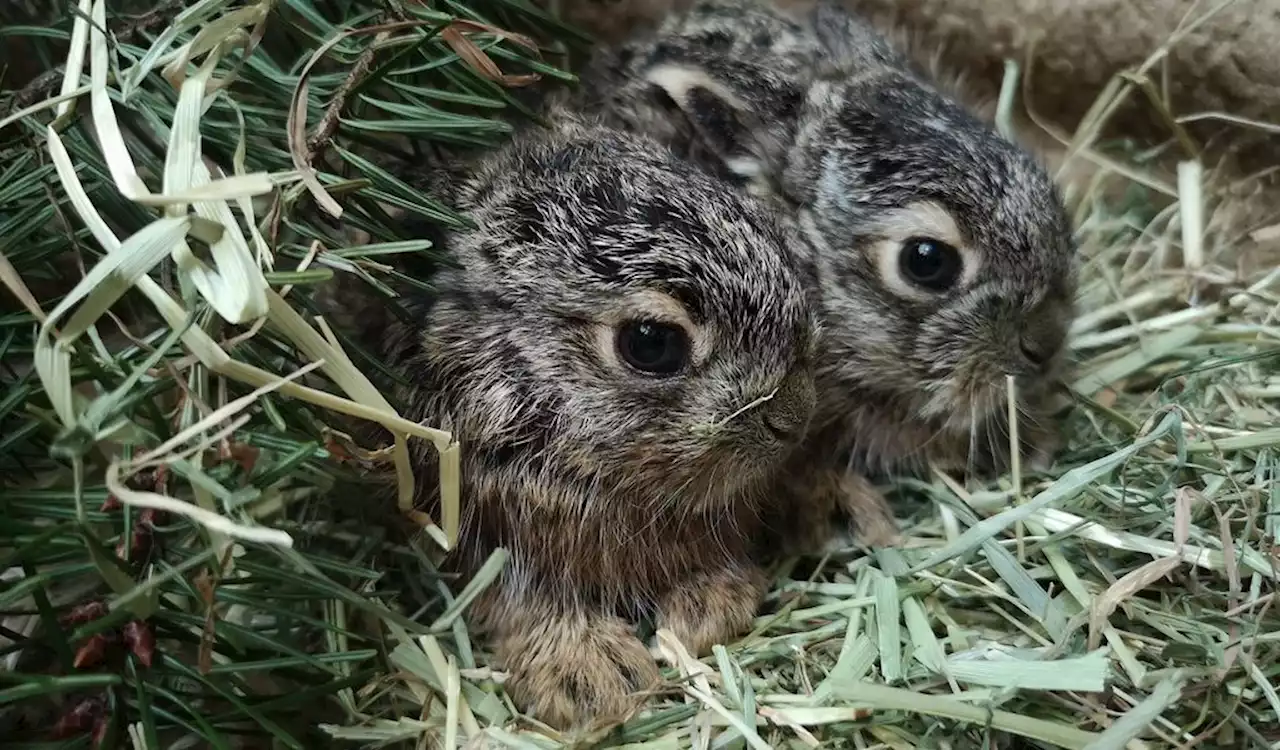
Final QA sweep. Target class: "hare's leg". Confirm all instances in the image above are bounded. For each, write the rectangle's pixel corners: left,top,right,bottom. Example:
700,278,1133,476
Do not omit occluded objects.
834,470,902,548
655,564,768,655
481,593,660,729
762,456,902,557
1019,416,1063,473
765,466,900,555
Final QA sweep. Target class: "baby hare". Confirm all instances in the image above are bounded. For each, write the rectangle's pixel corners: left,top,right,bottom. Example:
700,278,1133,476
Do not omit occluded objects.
327,113,820,728
575,0,1079,552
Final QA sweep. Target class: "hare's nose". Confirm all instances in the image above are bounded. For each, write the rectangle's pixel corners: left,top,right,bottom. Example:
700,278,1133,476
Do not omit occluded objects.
1015,298,1069,373
764,412,802,440
762,372,816,441
1019,336,1051,368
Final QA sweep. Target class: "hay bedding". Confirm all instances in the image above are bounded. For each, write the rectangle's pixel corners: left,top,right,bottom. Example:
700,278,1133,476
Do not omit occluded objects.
0,0,1277,748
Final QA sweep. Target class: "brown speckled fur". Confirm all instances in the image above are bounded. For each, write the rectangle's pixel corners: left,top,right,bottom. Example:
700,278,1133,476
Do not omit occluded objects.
322,113,821,728
569,0,1079,553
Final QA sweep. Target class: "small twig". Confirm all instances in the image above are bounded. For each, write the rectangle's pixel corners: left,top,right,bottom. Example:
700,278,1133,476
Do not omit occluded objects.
3,68,66,118
287,19,436,219
1,0,187,117
302,16,542,163
306,28,393,157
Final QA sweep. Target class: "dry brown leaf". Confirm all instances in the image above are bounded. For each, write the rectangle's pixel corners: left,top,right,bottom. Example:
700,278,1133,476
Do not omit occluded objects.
1217,506,1241,601
448,18,540,54
1088,556,1182,650
441,23,541,88
1172,486,1197,551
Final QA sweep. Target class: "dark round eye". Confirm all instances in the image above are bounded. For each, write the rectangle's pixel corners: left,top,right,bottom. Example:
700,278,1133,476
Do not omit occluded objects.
616,320,690,375
899,237,963,291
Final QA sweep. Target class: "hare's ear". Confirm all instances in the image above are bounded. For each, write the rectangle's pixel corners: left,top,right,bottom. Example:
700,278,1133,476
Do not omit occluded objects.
642,63,770,181
807,0,904,70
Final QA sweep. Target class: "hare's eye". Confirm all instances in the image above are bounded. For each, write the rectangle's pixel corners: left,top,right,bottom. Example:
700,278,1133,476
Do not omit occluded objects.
899,237,962,291
616,320,689,375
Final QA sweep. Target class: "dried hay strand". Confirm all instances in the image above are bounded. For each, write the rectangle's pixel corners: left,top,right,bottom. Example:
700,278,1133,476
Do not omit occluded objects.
1,1,1278,748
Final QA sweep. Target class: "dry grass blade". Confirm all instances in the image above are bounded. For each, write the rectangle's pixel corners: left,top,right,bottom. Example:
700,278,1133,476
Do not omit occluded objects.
0,249,48,323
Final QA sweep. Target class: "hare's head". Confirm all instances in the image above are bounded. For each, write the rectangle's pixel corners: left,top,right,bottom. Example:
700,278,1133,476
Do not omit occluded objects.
784,73,1077,443
397,118,820,508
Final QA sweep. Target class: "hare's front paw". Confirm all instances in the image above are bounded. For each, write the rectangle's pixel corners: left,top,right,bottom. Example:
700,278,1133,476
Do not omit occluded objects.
762,506,838,558
761,465,901,557
963,409,1064,477
497,610,660,730
656,565,768,655
1023,422,1063,473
